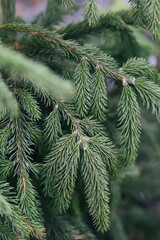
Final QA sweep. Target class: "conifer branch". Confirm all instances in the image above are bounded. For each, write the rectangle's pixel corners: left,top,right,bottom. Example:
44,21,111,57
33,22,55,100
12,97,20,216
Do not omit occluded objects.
0,1,159,237
81,147,110,232
0,181,31,238
89,136,118,175
117,85,141,165
42,134,79,211
43,105,62,152
74,58,92,118
143,0,160,41
0,225,17,240
17,89,41,121
0,159,14,181
48,98,118,174
122,58,159,83
91,67,108,122
130,0,160,41
0,113,46,238
83,0,101,26
135,77,160,121
129,0,144,25
42,99,117,231
79,117,108,136
0,194,12,217
0,23,133,84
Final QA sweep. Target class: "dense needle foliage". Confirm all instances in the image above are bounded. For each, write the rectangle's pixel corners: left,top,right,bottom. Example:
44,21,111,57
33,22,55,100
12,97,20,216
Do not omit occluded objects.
0,0,160,239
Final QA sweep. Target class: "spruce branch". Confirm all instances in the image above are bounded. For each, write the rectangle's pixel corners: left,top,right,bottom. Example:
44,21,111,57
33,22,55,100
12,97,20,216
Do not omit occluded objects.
81,147,110,232
74,58,92,118
83,0,101,26
1,2,159,237
0,113,46,238
79,117,111,137
0,181,31,239
89,136,119,175
0,194,12,217
0,159,14,181
135,77,160,121
0,225,17,240
17,88,41,121
130,0,160,41
17,173,46,239
42,99,117,231
143,0,160,41
129,0,144,25
42,134,79,212
43,104,63,152
0,23,134,84
91,67,108,122
117,85,141,165
122,57,159,83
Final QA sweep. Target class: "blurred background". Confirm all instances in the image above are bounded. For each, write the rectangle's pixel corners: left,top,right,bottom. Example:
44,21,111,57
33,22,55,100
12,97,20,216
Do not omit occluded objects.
0,1,160,240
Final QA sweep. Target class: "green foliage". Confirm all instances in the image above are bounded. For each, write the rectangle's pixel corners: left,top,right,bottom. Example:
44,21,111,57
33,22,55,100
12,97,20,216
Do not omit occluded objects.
83,0,101,26
74,58,92,118
117,85,141,165
135,77,160,120
81,146,110,232
42,130,116,232
0,181,31,239
130,0,160,41
0,225,17,240
92,67,108,122
56,0,101,25
58,12,129,39
17,88,41,120
43,134,79,212
122,57,159,83
0,44,74,99
1,0,15,24
0,0,160,239
143,0,160,41
43,105,63,152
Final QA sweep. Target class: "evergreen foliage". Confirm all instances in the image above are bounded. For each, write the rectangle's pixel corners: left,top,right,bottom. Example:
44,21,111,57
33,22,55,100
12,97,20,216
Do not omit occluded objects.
0,0,160,239
130,0,160,41
117,84,141,165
